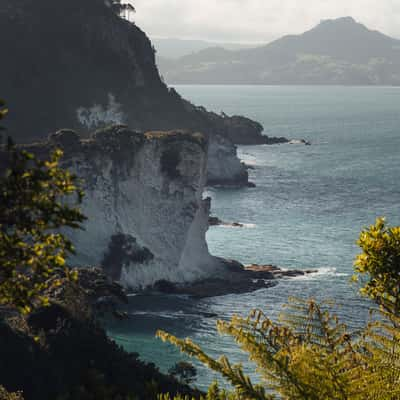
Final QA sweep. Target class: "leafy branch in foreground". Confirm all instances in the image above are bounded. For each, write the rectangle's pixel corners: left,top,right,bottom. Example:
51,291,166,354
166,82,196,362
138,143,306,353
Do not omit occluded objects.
354,217,400,316
157,218,400,400
0,142,86,314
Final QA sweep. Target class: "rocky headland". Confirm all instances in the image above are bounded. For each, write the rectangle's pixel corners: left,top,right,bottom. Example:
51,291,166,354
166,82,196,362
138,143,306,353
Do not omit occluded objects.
1,126,231,290
0,0,270,187
1,127,315,298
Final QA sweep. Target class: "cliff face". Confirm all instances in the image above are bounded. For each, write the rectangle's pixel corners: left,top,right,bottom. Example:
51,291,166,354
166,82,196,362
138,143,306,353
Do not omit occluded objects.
20,127,225,289
0,0,265,185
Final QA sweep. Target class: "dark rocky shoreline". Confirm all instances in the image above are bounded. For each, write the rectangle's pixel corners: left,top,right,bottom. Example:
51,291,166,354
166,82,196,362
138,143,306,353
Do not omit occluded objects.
149,262,318,298
0,268,199,400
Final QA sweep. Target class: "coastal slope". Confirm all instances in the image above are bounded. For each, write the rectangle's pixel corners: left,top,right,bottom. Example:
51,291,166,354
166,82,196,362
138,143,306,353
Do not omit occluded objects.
0,0,267,184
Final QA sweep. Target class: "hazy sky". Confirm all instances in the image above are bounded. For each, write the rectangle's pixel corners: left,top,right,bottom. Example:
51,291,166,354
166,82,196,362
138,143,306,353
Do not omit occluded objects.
132,0,400,43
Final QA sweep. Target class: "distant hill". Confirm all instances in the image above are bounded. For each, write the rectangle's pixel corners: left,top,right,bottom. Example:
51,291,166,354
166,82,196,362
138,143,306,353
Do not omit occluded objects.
152,37,254,59
157,17,400,85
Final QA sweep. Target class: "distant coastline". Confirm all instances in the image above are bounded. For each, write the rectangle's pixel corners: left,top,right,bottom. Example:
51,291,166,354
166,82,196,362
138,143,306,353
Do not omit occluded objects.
158,17,400,86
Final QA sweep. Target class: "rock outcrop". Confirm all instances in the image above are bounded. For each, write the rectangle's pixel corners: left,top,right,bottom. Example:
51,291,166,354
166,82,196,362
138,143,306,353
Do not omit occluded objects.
0,0,265,186
207,134,251,187
3,126,227,289
150,262,318,298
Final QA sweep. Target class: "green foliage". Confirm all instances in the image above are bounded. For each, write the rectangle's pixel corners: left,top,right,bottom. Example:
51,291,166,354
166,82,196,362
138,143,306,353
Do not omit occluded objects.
168,362,197,385
0,386,24,400
354,217,400,315
158,219,400,400
0,143,86,314
158,382,233,400
0,99,8,131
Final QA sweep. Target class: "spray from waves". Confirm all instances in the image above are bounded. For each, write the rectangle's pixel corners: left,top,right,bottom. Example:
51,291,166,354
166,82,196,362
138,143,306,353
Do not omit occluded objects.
217,223,256,229
242,223,256,228
238,152,259,166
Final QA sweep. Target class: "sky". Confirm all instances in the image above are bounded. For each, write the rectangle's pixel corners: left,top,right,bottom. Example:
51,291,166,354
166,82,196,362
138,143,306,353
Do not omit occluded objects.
132,0,400,44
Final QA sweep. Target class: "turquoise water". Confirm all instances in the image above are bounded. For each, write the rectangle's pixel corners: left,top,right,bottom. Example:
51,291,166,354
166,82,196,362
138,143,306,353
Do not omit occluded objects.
107,86,400,389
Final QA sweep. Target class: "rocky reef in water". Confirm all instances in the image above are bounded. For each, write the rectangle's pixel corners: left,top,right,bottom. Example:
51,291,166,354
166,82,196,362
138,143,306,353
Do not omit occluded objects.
1,126,232,290
0,0,268,186
151,262,318,298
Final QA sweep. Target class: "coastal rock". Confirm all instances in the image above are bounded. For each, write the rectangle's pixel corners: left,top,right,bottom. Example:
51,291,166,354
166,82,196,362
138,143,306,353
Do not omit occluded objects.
288,139,311,145
208,216,244,228
150,263,318,298
151,278,278,298
1,126,228,290
265,136,290,144
245,264,318,278
219,114,265,145
207,134,250,187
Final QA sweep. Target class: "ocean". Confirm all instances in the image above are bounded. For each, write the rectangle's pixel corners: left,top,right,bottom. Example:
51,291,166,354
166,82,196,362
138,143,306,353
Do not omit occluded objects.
107,85,400,389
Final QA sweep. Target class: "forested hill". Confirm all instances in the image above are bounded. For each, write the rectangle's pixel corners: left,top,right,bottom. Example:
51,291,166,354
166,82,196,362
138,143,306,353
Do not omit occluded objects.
157,17,400,85
0,0,263,145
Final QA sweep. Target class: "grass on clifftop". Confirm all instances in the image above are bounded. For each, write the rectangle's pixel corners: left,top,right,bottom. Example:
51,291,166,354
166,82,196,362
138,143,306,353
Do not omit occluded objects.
145,130,206,148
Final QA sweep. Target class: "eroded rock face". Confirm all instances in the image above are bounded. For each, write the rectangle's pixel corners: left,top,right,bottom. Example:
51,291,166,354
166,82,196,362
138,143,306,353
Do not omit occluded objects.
72,127,226,288
102,234,154,281
5,126,225,289
207,134,250,187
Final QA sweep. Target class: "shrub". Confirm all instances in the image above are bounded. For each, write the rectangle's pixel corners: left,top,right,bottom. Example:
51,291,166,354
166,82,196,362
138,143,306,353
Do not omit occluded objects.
158,218,400,400
0,386,24,400
0,105,86,313
168,362,197,385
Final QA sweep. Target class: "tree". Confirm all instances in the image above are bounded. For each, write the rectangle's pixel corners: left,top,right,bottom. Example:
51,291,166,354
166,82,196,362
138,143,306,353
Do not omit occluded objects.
0,102,86,314
158,382,234,400
111,1,135,21
0,386,24,400
157,218,400,399
354,217,400,316
168,362,197,385
0,99,7,130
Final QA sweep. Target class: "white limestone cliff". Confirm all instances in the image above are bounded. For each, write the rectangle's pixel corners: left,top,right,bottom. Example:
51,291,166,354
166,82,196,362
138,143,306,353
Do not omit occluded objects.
51,126,224,289
76,98,251,187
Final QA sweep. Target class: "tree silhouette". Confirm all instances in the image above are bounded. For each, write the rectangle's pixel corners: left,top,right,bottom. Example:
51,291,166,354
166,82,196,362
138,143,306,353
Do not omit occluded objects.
111,1,135,21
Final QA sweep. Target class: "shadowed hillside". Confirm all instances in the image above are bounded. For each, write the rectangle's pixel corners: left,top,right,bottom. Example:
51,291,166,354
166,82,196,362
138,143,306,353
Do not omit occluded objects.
0,0,264,147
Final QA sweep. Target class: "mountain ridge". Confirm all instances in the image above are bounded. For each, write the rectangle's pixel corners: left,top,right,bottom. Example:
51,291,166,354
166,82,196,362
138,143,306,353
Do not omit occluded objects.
158,17,400,85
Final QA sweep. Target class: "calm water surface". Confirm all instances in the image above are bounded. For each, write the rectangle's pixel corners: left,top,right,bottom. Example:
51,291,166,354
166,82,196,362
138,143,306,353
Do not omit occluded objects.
107,86,400,389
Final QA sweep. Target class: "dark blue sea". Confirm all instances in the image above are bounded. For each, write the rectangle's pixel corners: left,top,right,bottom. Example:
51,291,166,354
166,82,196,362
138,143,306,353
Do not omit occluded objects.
107,85,400,389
